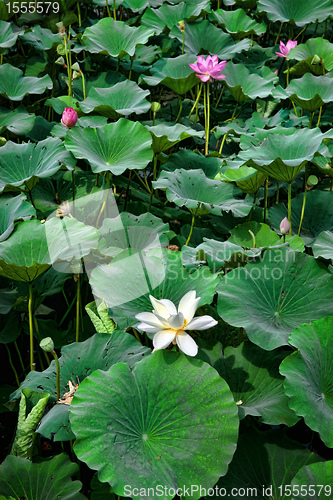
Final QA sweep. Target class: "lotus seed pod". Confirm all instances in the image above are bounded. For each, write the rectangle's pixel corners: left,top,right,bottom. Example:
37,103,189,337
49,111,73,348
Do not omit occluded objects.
151,102,161,113
40,337,54,352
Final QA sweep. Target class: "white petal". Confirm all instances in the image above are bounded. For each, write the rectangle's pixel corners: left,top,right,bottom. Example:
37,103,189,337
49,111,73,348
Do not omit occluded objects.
153,313,172,327
178,291,200,323
176,331,198,356
159,299,177,316
168,313,184,330
149,296,171,319
137,323,161,334
184,316,218,331
135,312,164,328
153,330,176,350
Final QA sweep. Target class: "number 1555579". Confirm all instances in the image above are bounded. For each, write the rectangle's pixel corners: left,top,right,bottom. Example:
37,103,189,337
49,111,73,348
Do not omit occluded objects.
7,2,60,14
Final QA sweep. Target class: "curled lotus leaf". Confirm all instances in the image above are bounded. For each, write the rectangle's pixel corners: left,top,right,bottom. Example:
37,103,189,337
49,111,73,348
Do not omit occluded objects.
257,0,333,26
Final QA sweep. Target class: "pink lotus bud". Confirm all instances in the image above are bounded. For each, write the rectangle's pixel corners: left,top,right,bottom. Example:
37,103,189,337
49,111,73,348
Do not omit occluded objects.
280,217,290,235
61,107,78,128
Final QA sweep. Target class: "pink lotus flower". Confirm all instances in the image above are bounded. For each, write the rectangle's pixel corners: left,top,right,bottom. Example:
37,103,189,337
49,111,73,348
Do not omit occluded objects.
189,55,227,83
61,107,78,128
276,40,297,58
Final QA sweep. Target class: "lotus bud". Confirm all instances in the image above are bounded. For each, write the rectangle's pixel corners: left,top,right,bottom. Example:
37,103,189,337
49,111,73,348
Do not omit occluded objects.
151,102,161,113
40,337,54,353
72,70,81,80
311,54,322,65
280,217,291,235
61,107,78,128
0,137,7,146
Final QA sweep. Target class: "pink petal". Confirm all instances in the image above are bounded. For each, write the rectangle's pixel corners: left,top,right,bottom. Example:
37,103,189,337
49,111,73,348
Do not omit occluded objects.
275,52,286,58
213,74,226,80
189,63,199,72
197,61,208,73
197,74,210,82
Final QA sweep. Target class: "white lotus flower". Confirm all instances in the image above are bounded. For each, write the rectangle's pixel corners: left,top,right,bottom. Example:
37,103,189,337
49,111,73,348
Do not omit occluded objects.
135,291,218,357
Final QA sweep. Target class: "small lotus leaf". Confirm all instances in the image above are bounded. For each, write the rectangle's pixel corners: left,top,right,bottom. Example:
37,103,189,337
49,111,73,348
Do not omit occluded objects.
312,231,333,260
209,8,267,38
0,194,35,242
21,25,59,51
0,20,23,50
141,1,210,34
288,38,333,75
222,62,277,102
0,105,35,135
0,64,52,101
291,462,333,499
144,121,205,153
274,73,333,112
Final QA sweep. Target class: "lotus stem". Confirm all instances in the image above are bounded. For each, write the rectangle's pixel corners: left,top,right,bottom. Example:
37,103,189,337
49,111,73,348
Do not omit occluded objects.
105,0,111,17
298,164,308,236
205,81,210,155
181,28,185,55
77,0,81,27
188,83,203,119
81,70,86,99
309,112,315,129
175,94,183,123
264,177,268,223
276,181,279,203
294,26,307,41
28,283,35,371
0,53,3,65
51,350,61,401
63,37,72,97
185,213,195,246
287,182,292,236
76,274,80,343
5,344,20,387
274,22,283,45
132,328,142,345
14,340,25,374
248,230,256,248
316,106,322,128
96,172,111,226
113,0,116,20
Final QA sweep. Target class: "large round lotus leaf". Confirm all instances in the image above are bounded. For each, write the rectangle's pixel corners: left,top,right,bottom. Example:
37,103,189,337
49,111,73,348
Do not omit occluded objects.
209,8,267,38
0,194,35,242
20,25,59,51
141,53,199,94
0,137,75,193
10,332,149,405
169,20,251,59
0,453,86,500
82,17,155,58
80,80,151,119
122,0,149,11
223,0,257,8
210,426,323,499
222,62,276,102
0,218,100,282
198,341,298,426
153,169,253,217
218,165,267,194
0,20,23,50
238,127,326,182
313,231,333,260
274,73,333,112
229,221,280,248
0,64,52,101
69,350,239,499
0,105,35,135
280,316,333,447
164,149,221,179
64,119,153,175
292,462,333,499
269,191,333,246
257,0,333,26
217,247,333,350
90,249,218,330
144,121,205,153
287,38,333,75
141,1,210,34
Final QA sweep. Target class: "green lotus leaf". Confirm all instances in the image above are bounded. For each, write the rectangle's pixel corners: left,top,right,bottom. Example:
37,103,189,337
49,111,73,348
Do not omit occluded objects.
10,332,149,405
0,20,23,50
0,454,86,500
312,231,333,260
0,194,35,242
69,350,239,499
0,64,52,101
198,341,299,426
45,95,81,115
238,127,326,182
64,119,153,175
0,289,18,315
291,462,333,499
257,0,333,26
169,20,251,59
287,38,333,75
274,73,333,112
222,62,276,102
210,425,323,499
86,299,116,334
217,165,267,193
90,249,218,330
164,149,221,178
0,218,100,282
80,80,150,119
122,0,150,11
37,403,76,442
223,0,257,8
0,137,75,193
0,105,35,135
269,191,333,245
144,121,205,153
83,71,125,96
209,8,267,38
82,17,155,58
141,53,199,94
21,25,59,51
312,155,333,178
280,316,333,447
141,1,210,34
217,247,333,350
229,221,280,248
153,168,253,217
